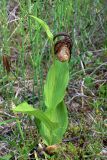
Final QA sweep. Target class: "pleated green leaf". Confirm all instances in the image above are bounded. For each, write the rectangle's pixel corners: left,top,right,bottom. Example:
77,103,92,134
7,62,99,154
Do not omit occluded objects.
40,101,68,145
44,60,69,109
13,102,58,131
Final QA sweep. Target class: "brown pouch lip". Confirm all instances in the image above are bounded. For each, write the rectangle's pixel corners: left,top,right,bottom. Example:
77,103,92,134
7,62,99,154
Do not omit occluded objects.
53,32,72,60
54,37,72,54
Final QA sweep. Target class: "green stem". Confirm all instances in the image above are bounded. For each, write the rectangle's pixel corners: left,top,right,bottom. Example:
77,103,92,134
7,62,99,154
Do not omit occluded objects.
51,40,55,63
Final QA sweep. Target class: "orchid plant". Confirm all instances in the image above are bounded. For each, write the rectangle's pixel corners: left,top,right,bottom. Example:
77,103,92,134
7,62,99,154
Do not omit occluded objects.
13,16,71,147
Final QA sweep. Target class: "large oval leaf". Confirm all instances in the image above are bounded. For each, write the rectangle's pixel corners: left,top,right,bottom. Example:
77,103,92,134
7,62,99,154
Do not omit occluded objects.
40,101,68,145
44,60,69,109
13,102,58,131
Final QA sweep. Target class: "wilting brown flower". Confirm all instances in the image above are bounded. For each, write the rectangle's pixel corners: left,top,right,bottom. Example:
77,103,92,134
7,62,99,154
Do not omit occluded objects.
2,55,11,73
54,32,72,62
45,144,59,155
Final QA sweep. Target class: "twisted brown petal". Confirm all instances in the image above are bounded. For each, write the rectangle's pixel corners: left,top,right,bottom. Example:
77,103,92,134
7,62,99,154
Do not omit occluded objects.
2,55,11,73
